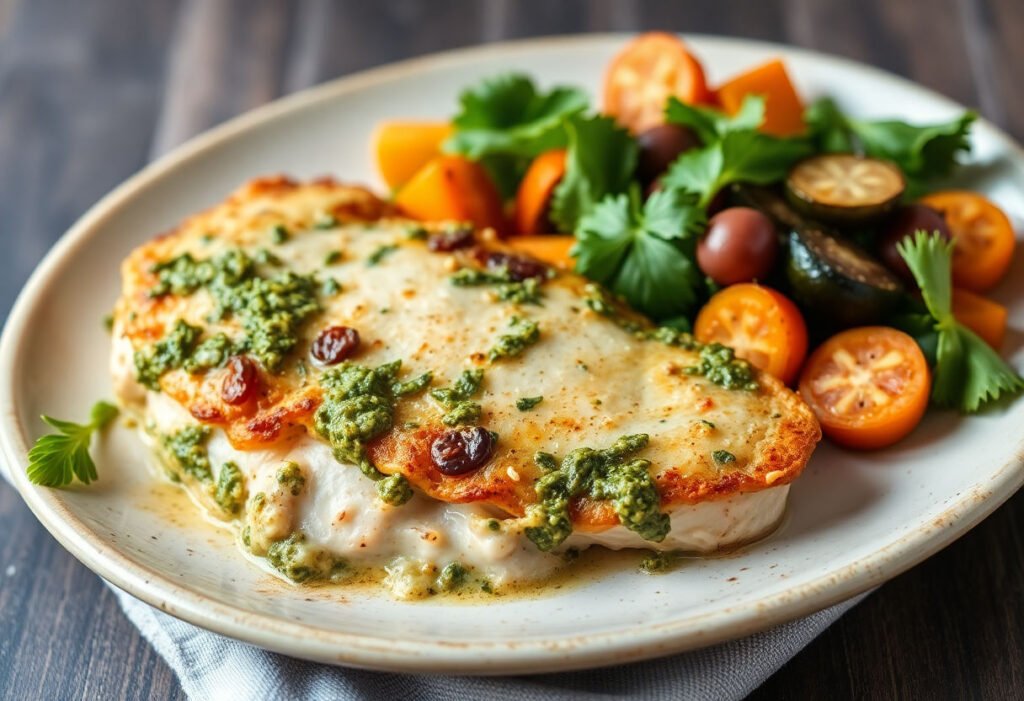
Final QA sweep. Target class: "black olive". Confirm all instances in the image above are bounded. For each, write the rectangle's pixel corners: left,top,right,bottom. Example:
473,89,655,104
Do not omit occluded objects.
430,427,495,476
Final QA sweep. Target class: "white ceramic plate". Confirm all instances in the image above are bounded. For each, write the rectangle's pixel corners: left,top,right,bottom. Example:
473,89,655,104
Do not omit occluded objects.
3,34,1023,675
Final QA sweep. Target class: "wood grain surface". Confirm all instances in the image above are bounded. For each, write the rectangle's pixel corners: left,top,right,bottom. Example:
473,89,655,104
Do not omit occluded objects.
0,1,1022,699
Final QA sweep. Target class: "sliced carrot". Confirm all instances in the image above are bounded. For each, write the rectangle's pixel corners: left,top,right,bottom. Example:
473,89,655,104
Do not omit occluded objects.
603,32,713,134
373,121,453,190
394,155,506,233
514,150,567,235
505,235,576,270
952,287,1007,349
716,59,805,137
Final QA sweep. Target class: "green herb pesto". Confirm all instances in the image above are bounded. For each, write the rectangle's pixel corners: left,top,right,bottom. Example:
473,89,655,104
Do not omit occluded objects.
320,277,341,296
712,450,736,466
582,284,699,348
436,562,468,592
162,425,212,482
516,396,543,411
638,550,682,575
214,462,246,514
404,225,428,241
533,451,558,472
323,250,342,265
450,268,544,305
147,249,322,372
313,360,430,505
183,333,236,373
524,434,669,552
430,369,484,426
270,224,289,244
685,343,759,391
254,248,283,266
367,244,398,266
276,461,306,496
134,320,202,390
267,532,347,583
488,317,539,361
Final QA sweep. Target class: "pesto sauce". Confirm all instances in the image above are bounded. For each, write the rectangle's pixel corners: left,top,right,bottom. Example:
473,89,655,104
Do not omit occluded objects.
134,320,201,390
366,244,398,266
145,249,322,376
516,396,543,411
524,434,669,552
214,461,246,514
313,360,431,505
685,343,759,391
162,425,212,482
488,316,540,361
435,562,468,592
276,461,306,496
712,450,736,466
267,532,347,583
430,369,484,426
449,268,544,305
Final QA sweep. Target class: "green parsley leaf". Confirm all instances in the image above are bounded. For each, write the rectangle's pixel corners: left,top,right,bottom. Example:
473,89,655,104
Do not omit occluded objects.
26,401,119,487
572,186,706,319
806,98,976,195
445,73,588,197
664,94,766,143
898,231,1023,412
662,129,813,208
549,115,638,233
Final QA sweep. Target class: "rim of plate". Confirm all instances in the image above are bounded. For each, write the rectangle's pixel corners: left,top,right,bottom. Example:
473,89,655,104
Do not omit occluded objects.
2,33,1024,674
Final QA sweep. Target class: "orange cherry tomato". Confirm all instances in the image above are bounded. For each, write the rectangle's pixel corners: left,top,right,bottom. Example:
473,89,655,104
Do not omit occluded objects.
514,149,567,235
951,287,1007,349
394,155,506,233
919,191,1015,292
694,284,808,385
798,327,930,450
372,121,452,190
603,32,712,134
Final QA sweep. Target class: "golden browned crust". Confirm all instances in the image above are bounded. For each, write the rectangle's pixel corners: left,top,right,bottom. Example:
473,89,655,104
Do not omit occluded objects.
114,177,821,530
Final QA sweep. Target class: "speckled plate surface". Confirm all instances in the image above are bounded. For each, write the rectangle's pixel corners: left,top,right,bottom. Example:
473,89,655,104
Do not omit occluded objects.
2,35,1023,674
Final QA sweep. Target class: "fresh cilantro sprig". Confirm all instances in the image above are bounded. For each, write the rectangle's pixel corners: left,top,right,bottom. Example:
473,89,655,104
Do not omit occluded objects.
664,94,766,143
26,401,119,486
445,73,588,197
898,232,1023,412
549,115,638,233
572,186,706,319
806,98,976,195
661,128,813,208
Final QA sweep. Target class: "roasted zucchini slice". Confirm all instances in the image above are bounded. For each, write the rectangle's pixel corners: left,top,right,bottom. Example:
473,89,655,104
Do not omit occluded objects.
786,154,905,225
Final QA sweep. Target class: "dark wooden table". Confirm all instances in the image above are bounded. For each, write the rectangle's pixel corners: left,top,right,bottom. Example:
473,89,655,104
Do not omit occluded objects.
1,1,1022,698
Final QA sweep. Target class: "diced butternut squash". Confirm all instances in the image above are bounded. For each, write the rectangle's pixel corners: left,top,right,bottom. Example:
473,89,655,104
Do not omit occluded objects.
373,121,453,190
717,59,805,137
952,287,1008,349
506,235,576,270
514,149,567,235
394,155,506,233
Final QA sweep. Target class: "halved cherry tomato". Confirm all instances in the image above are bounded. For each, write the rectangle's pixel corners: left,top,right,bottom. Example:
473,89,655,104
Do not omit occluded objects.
799,327,930,450
694,284,808,385
919,191,1015,292
514,149,566,235
505,235,575,270
603,32,712,134
952,287,1007,349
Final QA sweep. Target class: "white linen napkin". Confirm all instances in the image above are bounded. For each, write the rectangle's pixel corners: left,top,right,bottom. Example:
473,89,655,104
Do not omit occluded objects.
110,583,866,701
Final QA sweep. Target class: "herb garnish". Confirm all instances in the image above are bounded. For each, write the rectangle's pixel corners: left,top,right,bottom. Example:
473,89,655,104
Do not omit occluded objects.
270,224,289,244
25,401,119,487
214,462,246,514
431,369,484,426
685,343,759,391
712,450,736,466
573,187,706,320
162,425,212,482
450,268,545,305
516,396,543,411
489,316,540,361
898,232,1023,411
367,244,398,266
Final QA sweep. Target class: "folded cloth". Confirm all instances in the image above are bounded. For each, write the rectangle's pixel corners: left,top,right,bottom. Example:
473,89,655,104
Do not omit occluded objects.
111,583,867,701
